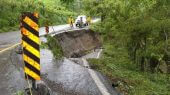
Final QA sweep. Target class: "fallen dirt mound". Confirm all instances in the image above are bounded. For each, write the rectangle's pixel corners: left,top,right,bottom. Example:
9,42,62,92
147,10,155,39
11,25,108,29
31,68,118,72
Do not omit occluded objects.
54,29,102,58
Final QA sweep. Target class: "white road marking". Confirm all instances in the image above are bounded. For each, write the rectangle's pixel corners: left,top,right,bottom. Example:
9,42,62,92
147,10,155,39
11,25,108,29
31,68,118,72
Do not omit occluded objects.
0,43,20,54
0,19,99,54
82,58,111,95
0,26,68,54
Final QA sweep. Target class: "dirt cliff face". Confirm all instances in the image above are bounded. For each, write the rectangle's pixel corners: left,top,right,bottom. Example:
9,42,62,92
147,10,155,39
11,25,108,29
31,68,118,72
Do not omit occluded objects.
54,29,102,58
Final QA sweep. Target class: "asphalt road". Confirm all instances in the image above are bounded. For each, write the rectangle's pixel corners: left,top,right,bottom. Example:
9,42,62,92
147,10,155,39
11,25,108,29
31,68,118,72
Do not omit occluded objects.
0,18,100,50
0,24,70,50
41,49,118,95
0,31,21,51
0,22,119,95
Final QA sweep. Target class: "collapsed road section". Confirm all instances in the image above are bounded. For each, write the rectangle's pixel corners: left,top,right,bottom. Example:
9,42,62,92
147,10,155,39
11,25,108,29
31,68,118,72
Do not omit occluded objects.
0,28,119,95
54,29,102,58
44,29,119,95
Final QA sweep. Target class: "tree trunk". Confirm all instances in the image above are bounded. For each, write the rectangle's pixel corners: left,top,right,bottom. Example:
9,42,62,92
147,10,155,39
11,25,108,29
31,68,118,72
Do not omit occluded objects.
140,56,145,71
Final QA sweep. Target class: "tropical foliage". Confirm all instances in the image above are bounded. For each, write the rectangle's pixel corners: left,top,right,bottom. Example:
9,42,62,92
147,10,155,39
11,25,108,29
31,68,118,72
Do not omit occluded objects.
47,35,63,59
84,0,170,94
84,0,170,72
0,0,75,33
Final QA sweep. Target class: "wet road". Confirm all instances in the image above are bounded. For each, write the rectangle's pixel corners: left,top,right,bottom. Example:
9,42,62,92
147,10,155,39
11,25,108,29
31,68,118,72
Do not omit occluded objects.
0,18,100,50
0,21,118,95
41,49,118,95
0,24,70,50
0,24,70,95
0,47,118,95
41,49,102,95
0,46,26,95
0,31,21,50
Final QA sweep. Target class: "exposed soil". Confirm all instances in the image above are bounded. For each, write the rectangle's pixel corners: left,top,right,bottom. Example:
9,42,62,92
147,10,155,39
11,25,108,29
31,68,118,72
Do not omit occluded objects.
54,29,102,58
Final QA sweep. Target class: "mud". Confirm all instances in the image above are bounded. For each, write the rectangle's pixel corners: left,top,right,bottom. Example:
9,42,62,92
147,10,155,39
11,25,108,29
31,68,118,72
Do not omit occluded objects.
54,29,102,58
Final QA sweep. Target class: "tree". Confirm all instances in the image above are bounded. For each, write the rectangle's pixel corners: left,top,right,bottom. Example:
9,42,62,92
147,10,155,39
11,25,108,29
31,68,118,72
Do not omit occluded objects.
83,0,170,72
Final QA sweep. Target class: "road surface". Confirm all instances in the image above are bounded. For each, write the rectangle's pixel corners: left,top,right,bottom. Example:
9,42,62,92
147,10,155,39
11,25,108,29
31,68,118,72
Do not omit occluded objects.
0,24,70,51
0,23,119,95
0,18,100,50
41,49,118,95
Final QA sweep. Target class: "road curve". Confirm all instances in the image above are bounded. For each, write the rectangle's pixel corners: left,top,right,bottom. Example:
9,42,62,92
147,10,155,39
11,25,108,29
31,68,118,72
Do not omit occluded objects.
0,22,119,95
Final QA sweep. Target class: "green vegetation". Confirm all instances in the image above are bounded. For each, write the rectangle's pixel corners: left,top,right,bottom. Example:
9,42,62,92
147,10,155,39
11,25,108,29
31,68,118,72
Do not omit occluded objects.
46,35,63,59
84,0,170,94
15,91,24,95
1,0,169,94
0,0,75,33
40,41,48,49
88,43,170,94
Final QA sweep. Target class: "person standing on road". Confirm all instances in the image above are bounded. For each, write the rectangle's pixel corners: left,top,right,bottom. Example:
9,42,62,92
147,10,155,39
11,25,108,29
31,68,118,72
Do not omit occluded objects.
68,16,74,28
87,16,91,26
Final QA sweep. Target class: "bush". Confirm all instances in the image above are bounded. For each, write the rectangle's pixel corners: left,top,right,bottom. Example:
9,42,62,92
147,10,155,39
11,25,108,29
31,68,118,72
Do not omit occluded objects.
0,0,76,32
15,91,24,95
47,35,63,59
84,0,170,94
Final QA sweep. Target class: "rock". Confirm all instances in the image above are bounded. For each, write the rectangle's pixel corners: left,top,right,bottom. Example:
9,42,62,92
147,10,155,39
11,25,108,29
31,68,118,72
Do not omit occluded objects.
36,81,51,95
24,81,52,95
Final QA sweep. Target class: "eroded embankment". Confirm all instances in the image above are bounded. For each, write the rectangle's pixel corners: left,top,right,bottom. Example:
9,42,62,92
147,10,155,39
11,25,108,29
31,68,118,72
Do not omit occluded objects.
54,29,102,58
46,29,119,95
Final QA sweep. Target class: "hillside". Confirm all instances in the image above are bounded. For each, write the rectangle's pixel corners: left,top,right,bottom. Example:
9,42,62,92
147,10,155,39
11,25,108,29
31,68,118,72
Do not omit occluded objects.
0,0,74,33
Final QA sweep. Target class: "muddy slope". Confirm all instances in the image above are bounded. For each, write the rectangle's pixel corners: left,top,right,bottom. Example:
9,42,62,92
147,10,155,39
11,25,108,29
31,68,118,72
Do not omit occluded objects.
54,29,102,58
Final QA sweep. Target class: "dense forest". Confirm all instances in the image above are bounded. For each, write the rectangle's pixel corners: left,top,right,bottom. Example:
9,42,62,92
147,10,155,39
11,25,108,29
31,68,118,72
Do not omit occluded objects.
0,0,75,33
83,0,170,94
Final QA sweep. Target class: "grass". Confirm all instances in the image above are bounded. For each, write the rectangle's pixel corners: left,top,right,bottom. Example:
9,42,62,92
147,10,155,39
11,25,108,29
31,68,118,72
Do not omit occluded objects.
46,35,63,59
0,25,19,33
40,41,48,49
87,42,170,95
40,35,64,59
0,0,75,33
14,91,24,95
